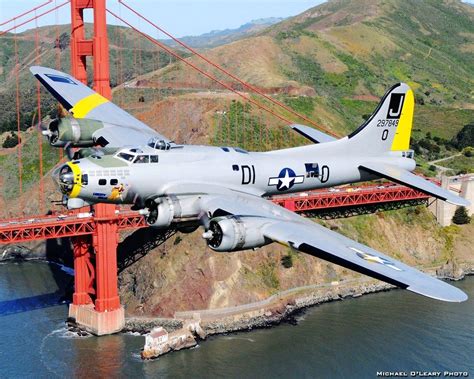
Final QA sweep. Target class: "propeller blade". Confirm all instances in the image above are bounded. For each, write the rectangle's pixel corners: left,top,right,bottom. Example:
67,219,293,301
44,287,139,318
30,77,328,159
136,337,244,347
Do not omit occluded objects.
64,142,74,160
198,210,211,230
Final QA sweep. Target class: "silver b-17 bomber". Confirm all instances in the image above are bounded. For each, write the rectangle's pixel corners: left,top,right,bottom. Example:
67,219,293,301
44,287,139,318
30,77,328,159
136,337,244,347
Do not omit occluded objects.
31,66,470,303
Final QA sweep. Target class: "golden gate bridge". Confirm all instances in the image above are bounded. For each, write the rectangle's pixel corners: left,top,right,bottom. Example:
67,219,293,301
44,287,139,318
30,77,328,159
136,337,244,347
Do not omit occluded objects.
0,0,433,335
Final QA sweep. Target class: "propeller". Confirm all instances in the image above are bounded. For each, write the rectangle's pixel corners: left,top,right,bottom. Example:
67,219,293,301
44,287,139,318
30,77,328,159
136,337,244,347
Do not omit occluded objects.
198,210,214,240
64,142,74,160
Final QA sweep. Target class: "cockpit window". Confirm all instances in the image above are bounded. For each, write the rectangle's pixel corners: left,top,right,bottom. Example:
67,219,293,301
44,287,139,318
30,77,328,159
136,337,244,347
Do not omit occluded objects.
148,137,170,150
134,155,149,164
118,152,135,162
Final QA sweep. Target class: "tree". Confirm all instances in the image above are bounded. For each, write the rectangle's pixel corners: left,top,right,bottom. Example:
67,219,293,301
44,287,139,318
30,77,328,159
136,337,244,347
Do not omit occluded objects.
452,123,474,150
2,132,19,148
452,207,471,225
281,254,293,268
463,147,473,157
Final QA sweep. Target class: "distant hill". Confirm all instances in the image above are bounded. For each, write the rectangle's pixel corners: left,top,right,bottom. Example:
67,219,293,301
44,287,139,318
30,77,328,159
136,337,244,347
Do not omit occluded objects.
141,0,473,139
162,17,285,49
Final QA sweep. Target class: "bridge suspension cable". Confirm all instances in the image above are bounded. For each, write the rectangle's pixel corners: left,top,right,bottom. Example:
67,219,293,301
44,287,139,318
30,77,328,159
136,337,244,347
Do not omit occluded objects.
0,0,53,27
107,8,299,127
0,1,70,36
117,0,339,138
35,10,45,213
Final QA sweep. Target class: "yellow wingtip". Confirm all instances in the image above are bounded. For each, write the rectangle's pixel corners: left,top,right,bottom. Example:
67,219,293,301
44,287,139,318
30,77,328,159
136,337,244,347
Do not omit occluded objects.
70,93,109,119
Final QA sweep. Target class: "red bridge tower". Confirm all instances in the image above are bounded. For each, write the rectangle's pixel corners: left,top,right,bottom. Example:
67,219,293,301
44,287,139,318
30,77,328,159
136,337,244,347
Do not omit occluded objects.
68,0,124,335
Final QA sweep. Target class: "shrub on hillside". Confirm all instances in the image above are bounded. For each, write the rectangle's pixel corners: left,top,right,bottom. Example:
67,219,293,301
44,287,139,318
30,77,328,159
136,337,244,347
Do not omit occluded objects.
452,207,471,225
452,123,474,150
2,132,19,148
281,254,293,268
463,147,473,157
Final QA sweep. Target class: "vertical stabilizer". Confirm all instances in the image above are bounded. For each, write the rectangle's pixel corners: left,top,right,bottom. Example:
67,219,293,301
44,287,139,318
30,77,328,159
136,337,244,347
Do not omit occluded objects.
347,83,414,154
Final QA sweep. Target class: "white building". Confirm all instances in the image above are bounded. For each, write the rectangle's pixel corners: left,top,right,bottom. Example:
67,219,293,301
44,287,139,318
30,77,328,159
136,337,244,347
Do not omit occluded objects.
144,327,169,351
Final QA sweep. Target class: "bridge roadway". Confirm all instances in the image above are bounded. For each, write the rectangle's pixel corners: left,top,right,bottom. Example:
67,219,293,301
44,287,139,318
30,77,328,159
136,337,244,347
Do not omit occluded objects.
0,183,430,245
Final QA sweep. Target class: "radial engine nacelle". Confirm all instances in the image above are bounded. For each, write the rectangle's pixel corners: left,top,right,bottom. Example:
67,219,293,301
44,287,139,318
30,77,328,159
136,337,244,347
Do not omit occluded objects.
203,215,271,252
42,117,105,147
144,196,201,229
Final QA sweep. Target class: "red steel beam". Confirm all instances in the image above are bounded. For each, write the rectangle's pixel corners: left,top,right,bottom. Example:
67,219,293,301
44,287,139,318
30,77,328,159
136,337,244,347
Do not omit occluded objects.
272,185,430,212
0,212,146,244
0,185,432,245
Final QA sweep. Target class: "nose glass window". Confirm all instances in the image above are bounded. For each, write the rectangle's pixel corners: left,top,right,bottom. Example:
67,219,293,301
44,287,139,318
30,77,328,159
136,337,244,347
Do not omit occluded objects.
118,152,135,162
58,165,75,194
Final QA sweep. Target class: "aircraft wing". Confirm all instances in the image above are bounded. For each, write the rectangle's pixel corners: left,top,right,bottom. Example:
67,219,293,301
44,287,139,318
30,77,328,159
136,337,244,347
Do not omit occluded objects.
359,162,470,206
30,66,169,145
197,191,467,302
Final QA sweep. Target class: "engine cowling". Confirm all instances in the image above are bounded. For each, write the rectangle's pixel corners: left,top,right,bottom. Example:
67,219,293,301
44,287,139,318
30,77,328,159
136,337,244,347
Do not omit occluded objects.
43,117,104,147
204,216,270,252
146,197,182,228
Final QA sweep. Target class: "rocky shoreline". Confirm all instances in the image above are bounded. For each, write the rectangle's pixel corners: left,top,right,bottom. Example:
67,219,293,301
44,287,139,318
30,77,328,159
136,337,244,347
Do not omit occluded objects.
126,263,473,338
2,246,472,339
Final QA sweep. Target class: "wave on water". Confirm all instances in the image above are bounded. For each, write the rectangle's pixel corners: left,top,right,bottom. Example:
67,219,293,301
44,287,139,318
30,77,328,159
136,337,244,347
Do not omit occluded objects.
222,336,255,343
131,352,147,362
44,326,92,340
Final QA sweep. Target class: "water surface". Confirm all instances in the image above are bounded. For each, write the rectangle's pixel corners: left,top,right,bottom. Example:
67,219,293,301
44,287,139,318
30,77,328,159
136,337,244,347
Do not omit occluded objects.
0,262,472,378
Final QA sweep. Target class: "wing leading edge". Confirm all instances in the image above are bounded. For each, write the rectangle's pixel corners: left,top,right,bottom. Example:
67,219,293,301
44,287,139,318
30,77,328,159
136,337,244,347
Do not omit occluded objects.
197,191,467,302
360,162,470,206
30,66,169,146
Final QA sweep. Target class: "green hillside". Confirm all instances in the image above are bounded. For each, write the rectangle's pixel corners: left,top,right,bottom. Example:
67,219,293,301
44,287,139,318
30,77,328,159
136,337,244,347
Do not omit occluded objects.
265,0,474,106
140,0,474,143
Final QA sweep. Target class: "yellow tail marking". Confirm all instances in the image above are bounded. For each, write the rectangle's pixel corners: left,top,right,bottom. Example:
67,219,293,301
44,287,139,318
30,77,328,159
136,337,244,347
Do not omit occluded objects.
67,161,82,198
70,93,109,119
391,89,414,151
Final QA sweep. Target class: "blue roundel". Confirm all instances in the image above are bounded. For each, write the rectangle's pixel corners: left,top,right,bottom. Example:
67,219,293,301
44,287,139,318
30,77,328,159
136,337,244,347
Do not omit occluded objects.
268,167,305,191
279,168,295,178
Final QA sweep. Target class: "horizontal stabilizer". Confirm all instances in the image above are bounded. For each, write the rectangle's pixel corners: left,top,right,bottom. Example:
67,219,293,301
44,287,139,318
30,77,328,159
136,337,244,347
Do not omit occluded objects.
360,162,470,207
290,124,337,144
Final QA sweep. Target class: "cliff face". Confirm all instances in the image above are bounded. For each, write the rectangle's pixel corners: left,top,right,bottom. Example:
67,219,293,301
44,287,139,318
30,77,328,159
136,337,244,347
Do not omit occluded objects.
118,206,474,317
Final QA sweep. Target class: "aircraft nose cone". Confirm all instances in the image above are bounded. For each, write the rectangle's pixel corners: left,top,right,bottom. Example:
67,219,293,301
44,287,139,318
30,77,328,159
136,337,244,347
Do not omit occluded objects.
56,164,74,195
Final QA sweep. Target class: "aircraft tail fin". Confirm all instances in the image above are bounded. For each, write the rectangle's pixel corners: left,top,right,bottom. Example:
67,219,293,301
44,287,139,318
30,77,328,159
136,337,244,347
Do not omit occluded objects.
347,83,414,154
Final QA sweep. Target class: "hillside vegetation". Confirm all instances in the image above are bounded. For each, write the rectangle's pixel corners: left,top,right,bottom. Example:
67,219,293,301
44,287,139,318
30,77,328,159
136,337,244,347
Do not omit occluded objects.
138,0,474,139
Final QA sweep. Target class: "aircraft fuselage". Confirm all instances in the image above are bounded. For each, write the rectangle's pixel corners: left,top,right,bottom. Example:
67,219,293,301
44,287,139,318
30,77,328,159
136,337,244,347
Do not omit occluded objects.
58,141,415,209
